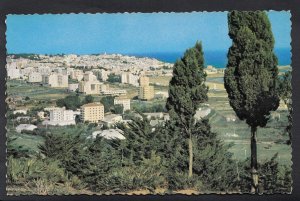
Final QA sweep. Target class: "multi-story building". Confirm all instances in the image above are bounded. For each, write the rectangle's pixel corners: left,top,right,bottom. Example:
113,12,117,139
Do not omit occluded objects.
43,73,68,88
80,102,104,123
138,76,154,100
37,66,52,75
28,72,42,83
99,84,127,96
139,76,150,87
114,97,131,111
70,69,84,81
121,72,139,86
139,86,154,100
78,71,101,95
48,107,76,126
100,69,109,81
6,63,21,79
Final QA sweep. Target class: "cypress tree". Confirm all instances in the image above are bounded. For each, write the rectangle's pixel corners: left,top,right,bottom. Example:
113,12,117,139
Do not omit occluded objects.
166,41,208,178
224,11,280,193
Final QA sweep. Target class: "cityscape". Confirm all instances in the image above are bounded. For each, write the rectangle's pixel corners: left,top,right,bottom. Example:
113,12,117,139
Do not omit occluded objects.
6,11,292,195
7,53,225,133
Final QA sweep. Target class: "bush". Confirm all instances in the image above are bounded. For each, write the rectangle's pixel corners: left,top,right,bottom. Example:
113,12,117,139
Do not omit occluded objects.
7,156,85,195
91,152,166,193
238,154,292,193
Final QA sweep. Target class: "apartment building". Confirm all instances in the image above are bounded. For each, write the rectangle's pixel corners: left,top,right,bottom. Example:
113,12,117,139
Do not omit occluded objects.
70,69,84,81
80,102,104,123
139,86,154,100
138,76,154,100
121,72,139,86
48,107,76,126
43,73,68,88
79,71,101,95
139,76,150,87
114,96,131,111
28,72,42,83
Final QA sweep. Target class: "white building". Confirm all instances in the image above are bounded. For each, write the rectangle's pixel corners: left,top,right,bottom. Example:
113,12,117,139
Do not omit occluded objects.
121,72,139,86
28,72,42,83
68,83,79,92
91,129,125,140
38,66,52,75
7,63,21,79
144,112,164,120
194,108,211,120
155,91,169,99
16,124,37,133
79,72,101,95
225,114,237,122
70,69,84,81
20,67,35,78
101,114,123,127
114,97,131,111
101,69,109,81
45,107,76,126
100,84,126,96
43,73,68,88
13,109,27,115
37,111,45,119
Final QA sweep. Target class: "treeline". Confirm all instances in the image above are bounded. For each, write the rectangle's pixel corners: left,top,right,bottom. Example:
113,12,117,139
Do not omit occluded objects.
7,114,291,194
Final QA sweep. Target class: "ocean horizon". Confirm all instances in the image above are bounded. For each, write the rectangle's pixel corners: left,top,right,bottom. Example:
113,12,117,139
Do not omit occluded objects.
130,48,291,68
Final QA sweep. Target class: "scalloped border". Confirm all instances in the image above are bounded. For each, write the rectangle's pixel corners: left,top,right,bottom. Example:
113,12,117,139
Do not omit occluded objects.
4,10,293,196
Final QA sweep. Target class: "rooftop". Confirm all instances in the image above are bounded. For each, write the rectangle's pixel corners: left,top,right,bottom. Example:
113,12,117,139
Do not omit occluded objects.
81,102,104,108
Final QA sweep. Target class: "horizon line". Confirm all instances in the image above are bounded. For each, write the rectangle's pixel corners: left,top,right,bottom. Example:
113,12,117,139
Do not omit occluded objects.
7,47,291,56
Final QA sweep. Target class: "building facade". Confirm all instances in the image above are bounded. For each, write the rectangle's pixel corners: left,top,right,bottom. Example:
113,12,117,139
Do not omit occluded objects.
139,86,154,100
114,97,131,111
28,72,42,83
139,76,150,87
79,72,101,94
80,102,104,123
48,107,76,126
43,73,68,88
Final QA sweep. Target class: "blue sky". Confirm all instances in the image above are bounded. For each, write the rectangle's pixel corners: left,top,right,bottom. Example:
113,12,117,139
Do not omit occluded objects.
6,11,291,55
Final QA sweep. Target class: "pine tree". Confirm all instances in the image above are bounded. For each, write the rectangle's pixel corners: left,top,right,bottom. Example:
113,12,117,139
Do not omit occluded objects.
224,11,280,193
166,41,208,178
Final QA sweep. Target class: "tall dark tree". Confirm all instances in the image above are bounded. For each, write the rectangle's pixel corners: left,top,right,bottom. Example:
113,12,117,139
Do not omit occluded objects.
166,41,208,178
224,11,280,193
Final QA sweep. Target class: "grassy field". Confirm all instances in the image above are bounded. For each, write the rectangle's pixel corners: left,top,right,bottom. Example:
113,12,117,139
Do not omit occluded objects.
149,74,292,165
7,80,70,100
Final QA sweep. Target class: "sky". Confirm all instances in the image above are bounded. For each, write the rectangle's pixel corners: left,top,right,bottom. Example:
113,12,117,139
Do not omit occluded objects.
6,11,291,55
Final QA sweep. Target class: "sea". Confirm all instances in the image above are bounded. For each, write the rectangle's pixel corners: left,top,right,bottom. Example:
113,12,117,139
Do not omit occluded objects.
131,48,291,68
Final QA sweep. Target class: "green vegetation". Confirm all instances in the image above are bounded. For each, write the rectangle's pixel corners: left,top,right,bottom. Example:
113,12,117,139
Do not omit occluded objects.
7,80,69,101
56,94,95,110
56,95,82,110
131,100,166,113
224,11,280,193
107,73,121,83
6,12,292,195
166,41,208,177
278,71,292,144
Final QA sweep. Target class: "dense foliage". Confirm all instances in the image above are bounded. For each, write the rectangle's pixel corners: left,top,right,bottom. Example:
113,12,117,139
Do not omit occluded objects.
56,95,95,110
224,11,280,193
166,41,208,177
